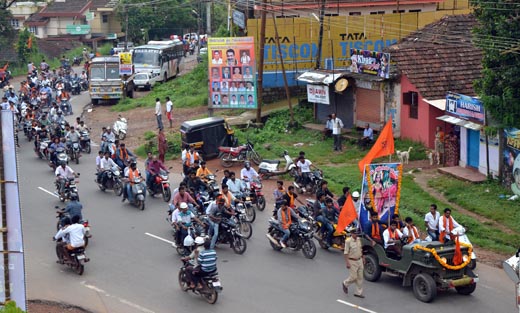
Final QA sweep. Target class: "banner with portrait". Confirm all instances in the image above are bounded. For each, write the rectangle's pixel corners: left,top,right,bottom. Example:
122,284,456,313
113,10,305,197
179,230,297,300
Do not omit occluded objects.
504,128,520,196
349,49,390,79
358,163,403,231
207,37,257,109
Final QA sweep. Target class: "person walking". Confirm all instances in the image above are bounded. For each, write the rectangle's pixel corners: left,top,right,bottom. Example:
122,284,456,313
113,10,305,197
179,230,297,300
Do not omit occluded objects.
342,229,365,298
158,128,168,163
165,96,173,128
331,113,344,151
155,98,164,130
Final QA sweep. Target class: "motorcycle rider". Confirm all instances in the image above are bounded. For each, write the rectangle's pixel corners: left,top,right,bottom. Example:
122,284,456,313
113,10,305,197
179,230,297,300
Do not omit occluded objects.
122,160,145,203
49,137,65,167
55,161,78,199
220,184,237,208
114,141,134,170
172,185,200,213
53,110,65,124
77,120,88,132
226,171,243,198
34,124,49,151
65,126,81,152
240,161,259,190
183,170,207,194
192,240,218,290
316,198,338,248
98,151,118,186
317,180,334,199
147,155,168,189
101,126,115,153
173,202,204,247
57,193,83,227
276,200,300,248
273,180,285,208
182,145,200,176
295,155,318,192
54,215,85,264
181,236,206,289
39,113,51,128
282,185,303,209
196,161,213,182
206,197,236,249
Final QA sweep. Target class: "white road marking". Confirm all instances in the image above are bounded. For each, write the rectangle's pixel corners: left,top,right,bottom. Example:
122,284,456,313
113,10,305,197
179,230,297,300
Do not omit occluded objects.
337,299,378,313
81,281,156,313
144,232,177,247
38,186,58,198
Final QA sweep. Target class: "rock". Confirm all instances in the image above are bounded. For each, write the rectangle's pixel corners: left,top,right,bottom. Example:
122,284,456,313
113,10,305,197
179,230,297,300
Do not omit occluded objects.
263,143,272,150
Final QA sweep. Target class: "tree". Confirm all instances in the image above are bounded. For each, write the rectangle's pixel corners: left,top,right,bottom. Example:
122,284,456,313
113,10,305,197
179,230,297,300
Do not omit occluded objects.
16,28,35,65
0,8,15,47
472,0,520,127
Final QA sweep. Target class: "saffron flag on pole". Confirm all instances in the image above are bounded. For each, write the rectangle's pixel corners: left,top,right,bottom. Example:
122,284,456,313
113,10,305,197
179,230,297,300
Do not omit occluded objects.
27,36,32,49
337,194,358,233
358,118,395,173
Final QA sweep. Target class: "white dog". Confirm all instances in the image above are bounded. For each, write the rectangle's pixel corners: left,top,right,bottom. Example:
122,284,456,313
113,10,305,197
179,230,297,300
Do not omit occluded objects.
427,150,434,166
396,147,413,164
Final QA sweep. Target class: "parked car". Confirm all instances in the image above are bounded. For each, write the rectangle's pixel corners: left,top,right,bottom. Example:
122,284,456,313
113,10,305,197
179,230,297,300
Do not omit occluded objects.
132,72,157,91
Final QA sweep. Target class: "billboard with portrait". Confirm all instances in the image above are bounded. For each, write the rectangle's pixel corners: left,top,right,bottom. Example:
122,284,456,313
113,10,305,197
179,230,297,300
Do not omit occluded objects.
208,37,257,109
504,128,520,196
349,49,390,79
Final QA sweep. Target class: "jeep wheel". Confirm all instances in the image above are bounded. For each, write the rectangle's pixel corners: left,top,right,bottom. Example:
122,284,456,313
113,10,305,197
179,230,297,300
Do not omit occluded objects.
455,283,476,295
363,254,382,282
413,273,437,303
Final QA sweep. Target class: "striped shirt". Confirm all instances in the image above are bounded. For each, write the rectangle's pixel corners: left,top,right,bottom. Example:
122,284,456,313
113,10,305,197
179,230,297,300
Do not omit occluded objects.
198,249,217,273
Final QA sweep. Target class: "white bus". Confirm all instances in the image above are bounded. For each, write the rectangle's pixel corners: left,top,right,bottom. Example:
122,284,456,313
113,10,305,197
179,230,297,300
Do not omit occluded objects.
132,40,185,82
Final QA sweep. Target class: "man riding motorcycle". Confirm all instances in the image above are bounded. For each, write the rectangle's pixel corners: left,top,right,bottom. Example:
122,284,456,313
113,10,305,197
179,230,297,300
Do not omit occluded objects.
206,197,236,249
49,137,65,167
57,193,83,227
240,161,258,190
55,161,78,198
114,142,134,170
196,161,213,183
276,200,300,248
98,151,118,186
101,126,115,153
172,202,204,247
54,215,85,263
315,198,338,248
65,126,81,152
122,160,146,203
147,155,168,189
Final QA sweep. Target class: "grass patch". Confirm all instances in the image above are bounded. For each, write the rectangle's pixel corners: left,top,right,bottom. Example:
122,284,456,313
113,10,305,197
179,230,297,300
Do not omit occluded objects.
111,59,209,112
134,131,182,161
428,176,520,233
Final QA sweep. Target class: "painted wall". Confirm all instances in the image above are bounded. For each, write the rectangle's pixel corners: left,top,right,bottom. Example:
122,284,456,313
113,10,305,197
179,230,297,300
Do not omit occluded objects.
384,80,401,137
479,142,499,177
459,127,468,167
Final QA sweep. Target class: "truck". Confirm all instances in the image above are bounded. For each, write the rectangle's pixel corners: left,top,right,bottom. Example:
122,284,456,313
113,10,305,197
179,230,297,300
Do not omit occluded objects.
361,237,478,302
89,56,134,105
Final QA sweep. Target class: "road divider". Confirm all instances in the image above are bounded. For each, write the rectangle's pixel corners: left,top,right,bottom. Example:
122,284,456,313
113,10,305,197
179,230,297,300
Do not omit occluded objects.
336,299,378,313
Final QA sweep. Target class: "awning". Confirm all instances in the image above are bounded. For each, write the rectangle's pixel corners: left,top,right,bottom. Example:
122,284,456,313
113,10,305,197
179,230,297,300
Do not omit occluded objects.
424,98,446,111
436,115,483,131
296,70,347,85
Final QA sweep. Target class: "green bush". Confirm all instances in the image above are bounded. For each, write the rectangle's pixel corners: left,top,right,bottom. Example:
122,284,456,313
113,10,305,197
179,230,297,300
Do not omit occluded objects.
0,301,25,313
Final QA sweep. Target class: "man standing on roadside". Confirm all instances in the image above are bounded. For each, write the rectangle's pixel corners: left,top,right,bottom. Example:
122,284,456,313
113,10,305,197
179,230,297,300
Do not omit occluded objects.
155,98,163,130
331,113,344,151
343,229,365,298
165,96,173,128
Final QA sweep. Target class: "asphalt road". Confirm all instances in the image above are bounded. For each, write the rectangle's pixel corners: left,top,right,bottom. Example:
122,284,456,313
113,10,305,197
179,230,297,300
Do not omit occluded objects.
16,82,518,313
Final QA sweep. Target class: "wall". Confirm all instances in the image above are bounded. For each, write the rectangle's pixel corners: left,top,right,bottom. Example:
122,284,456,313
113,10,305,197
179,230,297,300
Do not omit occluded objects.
383,80,401,137
262,85,306,104
459,127,468,167
479,142,499,177
399,75,433,147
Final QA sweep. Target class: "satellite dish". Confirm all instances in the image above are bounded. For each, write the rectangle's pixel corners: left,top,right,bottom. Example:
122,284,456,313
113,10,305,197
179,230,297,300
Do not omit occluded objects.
503,254,520,284
334,78,348,92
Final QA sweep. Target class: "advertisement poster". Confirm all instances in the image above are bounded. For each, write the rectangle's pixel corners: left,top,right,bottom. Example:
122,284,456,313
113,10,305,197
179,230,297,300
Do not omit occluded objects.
350,49,390,79
446,92,485,123
119,52,133,76
208,37,257,109
358,163,403,232
504,128,520,196
306,84,329,105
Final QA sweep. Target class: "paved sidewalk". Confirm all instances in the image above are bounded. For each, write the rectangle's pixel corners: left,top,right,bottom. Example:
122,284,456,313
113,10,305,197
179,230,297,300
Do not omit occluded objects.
438,166,487,183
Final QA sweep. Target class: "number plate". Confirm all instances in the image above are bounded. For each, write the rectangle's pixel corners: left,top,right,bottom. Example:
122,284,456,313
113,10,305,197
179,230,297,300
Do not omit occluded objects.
77,254,86,260
212,281,221,287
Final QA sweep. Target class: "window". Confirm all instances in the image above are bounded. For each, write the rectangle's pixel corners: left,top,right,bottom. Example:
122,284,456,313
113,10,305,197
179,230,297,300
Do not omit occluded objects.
370,11,385,15
410,100,418,119
10,19,19,28
29,26,38,35
102,15,108,23
392,9,405,13
349,12,361,16
409,9,422,13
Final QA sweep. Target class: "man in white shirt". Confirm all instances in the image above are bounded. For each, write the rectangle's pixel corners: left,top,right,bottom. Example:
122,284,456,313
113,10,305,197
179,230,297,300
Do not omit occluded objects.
424,204,440,240
55,162,77,197
438,208,461,243
402,217,421,244
155,98,163,130
0,96,9,110
226,171,243,197
165,96,173,128
331,113,344,151
383,220,404,257
98,151,118,185
240,161,258,190
295,155,316,191
54,215,86,263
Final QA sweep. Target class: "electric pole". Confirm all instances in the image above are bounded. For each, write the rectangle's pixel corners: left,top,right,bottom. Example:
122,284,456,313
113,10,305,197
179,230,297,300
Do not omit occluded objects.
315,0,326,69
256,0,267,123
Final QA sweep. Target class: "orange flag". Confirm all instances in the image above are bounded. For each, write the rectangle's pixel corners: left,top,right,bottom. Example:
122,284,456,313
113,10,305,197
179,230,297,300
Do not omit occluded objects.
337,194,358,233
27,36,32,49
358,118,395,173
453,236,462,265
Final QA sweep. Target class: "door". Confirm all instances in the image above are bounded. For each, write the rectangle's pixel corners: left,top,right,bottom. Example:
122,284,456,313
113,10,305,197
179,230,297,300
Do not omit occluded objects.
466,129,480,168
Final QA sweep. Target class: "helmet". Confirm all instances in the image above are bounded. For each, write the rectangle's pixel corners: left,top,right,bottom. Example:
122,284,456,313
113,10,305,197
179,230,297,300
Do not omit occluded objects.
70,193,78,201
179,202,188,209
244,161,250,167
194,237,205,245
352,191,360,198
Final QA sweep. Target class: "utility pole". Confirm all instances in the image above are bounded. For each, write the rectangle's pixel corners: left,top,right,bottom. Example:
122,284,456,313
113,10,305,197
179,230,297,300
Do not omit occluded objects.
256,0,267,123
271,10,293,125
315,0,326,69
206,1,211,34
124,5,129,50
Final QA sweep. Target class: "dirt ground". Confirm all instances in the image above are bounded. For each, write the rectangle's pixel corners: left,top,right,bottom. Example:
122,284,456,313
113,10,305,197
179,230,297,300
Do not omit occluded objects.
27,300,93,313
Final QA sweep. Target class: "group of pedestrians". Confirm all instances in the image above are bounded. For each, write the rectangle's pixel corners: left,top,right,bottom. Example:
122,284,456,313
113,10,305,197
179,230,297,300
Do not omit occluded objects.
154,96,174,130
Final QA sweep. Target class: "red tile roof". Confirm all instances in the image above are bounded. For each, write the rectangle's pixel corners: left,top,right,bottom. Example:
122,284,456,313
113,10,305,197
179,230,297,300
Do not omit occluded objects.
39,0,91,17
386,14,482,99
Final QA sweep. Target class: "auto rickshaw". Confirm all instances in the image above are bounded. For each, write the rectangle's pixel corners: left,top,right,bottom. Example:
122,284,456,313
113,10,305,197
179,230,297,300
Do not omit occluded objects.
180,117,236,159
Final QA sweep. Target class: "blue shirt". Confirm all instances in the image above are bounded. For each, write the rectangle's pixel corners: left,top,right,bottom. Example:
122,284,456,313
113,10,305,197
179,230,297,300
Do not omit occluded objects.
363,127,374,140
64,201,83,221
198,249,217,272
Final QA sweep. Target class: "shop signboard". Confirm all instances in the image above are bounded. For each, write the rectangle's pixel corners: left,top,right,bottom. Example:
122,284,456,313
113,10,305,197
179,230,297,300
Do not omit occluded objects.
306,84,329,105
66,24,91,35
446,92,485,123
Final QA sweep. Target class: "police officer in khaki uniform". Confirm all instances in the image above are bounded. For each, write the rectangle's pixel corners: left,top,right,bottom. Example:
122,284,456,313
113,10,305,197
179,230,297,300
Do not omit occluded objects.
342,228,365,298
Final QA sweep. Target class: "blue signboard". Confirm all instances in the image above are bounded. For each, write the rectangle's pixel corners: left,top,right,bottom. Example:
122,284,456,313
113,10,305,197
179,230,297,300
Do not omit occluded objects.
446,92,485,123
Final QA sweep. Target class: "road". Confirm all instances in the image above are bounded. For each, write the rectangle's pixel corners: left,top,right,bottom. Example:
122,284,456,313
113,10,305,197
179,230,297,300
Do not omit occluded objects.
15,81,517,313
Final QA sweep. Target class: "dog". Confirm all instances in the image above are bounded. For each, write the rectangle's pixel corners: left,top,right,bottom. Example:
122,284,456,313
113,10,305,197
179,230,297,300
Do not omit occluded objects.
396,146,413,164
427,150,434,166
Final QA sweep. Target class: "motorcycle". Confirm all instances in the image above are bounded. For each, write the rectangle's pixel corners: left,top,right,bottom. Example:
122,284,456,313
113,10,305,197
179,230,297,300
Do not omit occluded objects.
70,78,81,95
49,146,69,170
79,130,91,154
243,177,266,212
55,176,80,202
38,139,51,160
72,56,83,66
67,141,81,164
258,150,297,180
293,169,323,195
55,209,92,247
113,115,128,140
266,206,317,259
218,139,261,168
148,168,172,202
55,239,89,275
97,165,124,196
233,203,253,239
174,224,205,256
126,177,146,210
203,217,247,254
451,226,477,269
203,174,220,199
80,79,89,91
178,259,222,304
